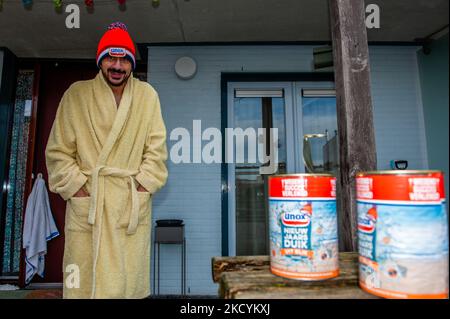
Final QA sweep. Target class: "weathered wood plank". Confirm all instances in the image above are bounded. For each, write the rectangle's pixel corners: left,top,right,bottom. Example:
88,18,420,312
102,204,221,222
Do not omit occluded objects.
213,252,378,299
227,286,378,299
212,255,269,283
212,253,358,283
329,0,377,251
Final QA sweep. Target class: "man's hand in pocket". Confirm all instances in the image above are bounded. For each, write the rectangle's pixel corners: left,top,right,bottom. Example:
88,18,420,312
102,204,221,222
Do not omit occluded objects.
136,183,148,192
73,186,89,198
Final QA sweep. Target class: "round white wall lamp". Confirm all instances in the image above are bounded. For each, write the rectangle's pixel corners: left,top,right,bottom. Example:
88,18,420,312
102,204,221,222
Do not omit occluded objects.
174,56,197,80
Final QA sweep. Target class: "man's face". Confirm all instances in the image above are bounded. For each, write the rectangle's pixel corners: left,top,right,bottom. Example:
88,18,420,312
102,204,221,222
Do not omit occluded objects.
100,55,132,87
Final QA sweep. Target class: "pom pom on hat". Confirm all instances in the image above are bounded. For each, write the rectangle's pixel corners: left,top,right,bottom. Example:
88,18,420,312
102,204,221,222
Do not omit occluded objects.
108,21,128,31
96,22,136,69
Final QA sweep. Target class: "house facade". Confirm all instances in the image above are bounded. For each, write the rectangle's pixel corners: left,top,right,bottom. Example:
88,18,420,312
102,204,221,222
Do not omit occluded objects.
0,1,448,297
145,40,448,295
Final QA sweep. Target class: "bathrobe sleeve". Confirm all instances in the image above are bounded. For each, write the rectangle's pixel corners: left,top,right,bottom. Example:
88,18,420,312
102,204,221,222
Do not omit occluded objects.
45,90,88,201
134,93,168,194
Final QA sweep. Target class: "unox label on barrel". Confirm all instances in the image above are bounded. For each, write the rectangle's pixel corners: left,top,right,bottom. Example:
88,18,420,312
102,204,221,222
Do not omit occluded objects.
356,171,449,299
269,174,338,280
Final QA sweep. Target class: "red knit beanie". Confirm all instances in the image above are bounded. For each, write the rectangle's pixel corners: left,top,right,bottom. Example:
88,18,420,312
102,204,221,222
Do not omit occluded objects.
96,22,136,69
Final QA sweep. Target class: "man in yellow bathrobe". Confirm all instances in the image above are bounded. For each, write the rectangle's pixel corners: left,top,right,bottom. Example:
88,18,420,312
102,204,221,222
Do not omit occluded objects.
45,22,168,299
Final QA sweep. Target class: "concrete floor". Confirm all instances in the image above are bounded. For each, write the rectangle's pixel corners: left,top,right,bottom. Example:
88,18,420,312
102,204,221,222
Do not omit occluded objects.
0,289,218,299
0,289,62,299
0,283,217,299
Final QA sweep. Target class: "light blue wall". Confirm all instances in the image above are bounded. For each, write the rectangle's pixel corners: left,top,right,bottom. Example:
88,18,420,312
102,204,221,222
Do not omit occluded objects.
147,45,428,295
370,46,428,170
417,33,449,207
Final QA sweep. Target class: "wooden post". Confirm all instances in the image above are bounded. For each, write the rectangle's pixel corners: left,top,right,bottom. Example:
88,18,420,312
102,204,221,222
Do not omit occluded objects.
329,0,377,251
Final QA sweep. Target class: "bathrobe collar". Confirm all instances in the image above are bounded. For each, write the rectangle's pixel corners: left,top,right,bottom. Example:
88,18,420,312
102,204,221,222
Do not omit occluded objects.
92,70,134,164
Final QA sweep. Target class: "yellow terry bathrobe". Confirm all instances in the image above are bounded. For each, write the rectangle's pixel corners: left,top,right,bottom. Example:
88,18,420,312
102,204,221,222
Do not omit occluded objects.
45,71,168,298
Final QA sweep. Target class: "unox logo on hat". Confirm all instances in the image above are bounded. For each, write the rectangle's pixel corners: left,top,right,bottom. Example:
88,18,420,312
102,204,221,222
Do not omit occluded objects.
108,47,127,58
281,204,312,227
358,206,377,233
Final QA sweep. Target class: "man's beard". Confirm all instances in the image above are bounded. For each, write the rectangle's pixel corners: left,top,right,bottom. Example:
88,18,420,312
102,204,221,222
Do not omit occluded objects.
101,68,131,87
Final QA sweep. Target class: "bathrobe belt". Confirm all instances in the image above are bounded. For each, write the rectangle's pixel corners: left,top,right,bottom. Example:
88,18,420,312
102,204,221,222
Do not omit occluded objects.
81,166,140,235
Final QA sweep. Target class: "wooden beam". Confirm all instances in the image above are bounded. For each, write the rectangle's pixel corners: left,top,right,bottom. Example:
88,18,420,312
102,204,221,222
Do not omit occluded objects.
212,255,269,283
329,0,377,251
212,253,378,299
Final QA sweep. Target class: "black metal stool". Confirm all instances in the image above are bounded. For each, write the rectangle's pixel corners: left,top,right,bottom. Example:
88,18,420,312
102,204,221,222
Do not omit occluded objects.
152,219,186,296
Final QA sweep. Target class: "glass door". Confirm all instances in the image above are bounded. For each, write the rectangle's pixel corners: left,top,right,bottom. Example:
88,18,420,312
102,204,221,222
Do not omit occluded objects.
226,82,338,256
227,83,293,256
1,70,35,278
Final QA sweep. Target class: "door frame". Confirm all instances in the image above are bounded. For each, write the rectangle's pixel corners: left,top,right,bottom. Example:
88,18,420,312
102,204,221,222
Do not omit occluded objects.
220,72,334,256
0,48,19,280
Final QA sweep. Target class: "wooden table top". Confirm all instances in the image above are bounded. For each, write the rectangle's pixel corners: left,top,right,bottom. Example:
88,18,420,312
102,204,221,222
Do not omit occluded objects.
212,252,379,299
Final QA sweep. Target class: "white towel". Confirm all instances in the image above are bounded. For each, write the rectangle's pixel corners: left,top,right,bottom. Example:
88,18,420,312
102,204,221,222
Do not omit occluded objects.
22,173,59,285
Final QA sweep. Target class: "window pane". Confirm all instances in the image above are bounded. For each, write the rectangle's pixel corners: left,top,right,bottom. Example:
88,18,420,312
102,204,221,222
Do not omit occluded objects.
233,96,287,255
302,97,338,174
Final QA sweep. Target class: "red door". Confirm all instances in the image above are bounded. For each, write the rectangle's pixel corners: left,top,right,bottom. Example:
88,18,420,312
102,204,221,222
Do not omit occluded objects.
27,61,98,284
